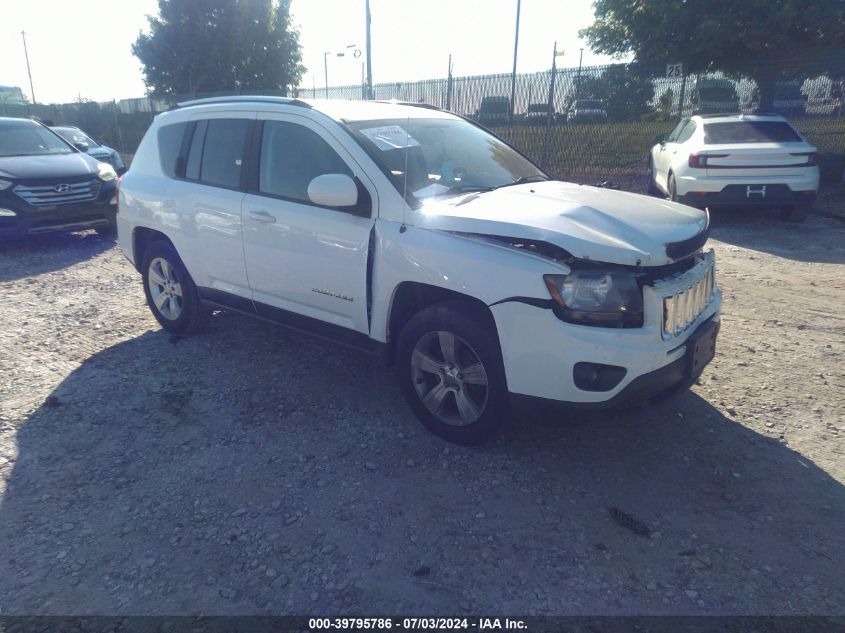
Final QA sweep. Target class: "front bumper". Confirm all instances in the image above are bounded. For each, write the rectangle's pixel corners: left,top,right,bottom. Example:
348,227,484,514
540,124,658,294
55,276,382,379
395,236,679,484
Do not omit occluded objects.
491,253,722,405
0,182,117,239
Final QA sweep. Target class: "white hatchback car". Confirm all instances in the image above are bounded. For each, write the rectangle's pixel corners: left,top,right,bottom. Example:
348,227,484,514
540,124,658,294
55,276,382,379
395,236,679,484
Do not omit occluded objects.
649,113,819,222
118,97,721,444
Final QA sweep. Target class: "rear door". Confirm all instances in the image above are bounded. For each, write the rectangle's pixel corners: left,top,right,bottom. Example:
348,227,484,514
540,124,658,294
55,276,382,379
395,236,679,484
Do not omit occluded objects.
164,112,255,299
241,114,377,335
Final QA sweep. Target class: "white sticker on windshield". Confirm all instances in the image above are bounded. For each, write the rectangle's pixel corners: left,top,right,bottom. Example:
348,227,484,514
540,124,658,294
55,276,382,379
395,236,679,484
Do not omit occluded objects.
359,125,420,151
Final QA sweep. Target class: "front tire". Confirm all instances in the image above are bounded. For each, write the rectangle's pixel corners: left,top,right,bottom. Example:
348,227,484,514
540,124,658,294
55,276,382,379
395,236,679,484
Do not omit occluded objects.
779,205,811,223
396,301,508,446
141,240,211,335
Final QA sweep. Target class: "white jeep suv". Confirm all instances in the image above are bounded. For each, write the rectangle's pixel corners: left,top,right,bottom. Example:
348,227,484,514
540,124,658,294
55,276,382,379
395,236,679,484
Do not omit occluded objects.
649,113,819,222
118,97,721,445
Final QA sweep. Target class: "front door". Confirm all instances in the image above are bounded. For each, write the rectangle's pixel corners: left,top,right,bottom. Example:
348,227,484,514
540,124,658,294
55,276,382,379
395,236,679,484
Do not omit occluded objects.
241,116,377,335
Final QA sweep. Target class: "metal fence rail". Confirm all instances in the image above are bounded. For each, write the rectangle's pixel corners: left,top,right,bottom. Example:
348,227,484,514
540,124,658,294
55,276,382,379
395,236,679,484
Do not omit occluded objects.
2,58,843,187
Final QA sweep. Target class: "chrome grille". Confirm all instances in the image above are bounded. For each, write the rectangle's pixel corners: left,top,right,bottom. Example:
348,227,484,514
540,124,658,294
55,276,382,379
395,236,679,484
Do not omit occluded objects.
661,257,716,340
14,179,101,207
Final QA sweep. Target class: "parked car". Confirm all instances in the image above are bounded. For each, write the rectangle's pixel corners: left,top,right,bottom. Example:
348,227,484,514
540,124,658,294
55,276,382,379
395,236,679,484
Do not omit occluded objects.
771,81,808,116
566,100,608,123
0,117,118,239
51,126,127,175
523,102,554,124
475,96,511,126
692,79,740,113
118,96,720,445
648,113,819,222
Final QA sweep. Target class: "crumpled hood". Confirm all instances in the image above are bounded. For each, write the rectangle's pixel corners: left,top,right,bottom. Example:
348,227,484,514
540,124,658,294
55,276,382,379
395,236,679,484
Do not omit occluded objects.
415,181,708,266
0,153,98,181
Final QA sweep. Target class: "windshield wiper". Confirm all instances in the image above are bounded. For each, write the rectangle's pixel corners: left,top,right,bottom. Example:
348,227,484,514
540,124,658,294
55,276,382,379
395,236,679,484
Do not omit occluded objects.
494,174,549,189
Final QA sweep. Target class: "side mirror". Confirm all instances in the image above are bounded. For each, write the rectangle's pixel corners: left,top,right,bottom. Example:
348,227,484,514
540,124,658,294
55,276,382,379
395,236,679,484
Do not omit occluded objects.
74,141,89,153
307,173,358,208
653,134,667,146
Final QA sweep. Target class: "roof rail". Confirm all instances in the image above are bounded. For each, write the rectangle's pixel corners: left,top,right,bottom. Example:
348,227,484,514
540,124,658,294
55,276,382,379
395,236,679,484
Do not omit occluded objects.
375,100,443,111
173,95,312,109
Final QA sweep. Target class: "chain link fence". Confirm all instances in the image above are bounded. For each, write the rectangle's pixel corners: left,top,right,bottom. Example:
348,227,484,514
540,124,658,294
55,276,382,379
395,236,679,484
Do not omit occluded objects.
3,58,844,189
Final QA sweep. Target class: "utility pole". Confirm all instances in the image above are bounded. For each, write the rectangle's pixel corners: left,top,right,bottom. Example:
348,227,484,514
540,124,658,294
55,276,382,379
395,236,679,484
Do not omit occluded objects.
21,31,36,104
576,47,584,99
509,0,521,122
365,0,374,99
446,54,453,111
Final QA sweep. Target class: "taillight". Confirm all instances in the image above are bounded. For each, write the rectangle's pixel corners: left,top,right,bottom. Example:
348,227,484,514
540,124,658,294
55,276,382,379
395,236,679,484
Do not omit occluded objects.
791,152,818,166
689,153,727,168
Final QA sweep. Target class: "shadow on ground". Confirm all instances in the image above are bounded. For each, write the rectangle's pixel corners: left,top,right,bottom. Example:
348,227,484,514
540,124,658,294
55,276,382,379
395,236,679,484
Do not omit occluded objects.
0,231,115,282
0,313,843,615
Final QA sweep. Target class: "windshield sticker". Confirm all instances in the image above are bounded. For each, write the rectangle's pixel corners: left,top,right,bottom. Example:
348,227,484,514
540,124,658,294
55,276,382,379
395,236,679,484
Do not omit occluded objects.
359,125,421,151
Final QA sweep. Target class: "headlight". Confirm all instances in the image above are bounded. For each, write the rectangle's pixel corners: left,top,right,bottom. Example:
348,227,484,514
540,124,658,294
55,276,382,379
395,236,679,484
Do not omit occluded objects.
0,179,12,191
543,272,643,327
97,162,117,182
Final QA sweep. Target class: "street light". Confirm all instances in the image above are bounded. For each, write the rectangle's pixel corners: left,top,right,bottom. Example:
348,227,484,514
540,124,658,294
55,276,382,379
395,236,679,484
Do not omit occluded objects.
324,44,360,99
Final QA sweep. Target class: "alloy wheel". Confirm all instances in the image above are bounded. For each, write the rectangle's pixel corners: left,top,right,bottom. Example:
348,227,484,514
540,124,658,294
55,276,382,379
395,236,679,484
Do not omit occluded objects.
410,330,489,426
148,257,183,320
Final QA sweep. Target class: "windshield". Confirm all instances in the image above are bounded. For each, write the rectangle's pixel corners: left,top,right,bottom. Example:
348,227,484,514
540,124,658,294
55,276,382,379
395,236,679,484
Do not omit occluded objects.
53,127,99,148
0,122,74,157
704,121,803,144
346,117,546,205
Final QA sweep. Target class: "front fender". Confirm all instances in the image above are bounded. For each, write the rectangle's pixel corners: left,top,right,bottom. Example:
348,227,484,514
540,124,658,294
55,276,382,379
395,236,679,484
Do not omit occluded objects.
369,219,567,342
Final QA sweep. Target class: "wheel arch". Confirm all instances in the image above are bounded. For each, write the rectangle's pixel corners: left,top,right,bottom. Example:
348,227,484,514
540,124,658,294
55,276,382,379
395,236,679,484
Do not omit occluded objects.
132,226,174,273
386,282,499,351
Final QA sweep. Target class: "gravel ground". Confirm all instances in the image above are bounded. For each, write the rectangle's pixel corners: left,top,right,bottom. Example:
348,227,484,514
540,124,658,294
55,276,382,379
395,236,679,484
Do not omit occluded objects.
0,202,843,616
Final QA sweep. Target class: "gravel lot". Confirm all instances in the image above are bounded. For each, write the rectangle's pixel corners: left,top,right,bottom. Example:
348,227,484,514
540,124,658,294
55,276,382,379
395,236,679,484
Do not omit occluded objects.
0,203,843,616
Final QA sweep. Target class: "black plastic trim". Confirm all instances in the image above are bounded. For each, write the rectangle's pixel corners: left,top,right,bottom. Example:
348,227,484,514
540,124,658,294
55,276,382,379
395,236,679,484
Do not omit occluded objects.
198,287,383,355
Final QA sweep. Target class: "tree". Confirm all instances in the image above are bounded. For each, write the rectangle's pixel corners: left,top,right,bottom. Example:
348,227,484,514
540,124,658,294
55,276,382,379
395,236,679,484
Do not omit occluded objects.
133,0,304,97
580,0,845,108
578,65,655,120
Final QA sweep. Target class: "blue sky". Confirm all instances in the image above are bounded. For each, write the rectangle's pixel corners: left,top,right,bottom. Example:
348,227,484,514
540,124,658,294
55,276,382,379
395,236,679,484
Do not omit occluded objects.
0,0,620,103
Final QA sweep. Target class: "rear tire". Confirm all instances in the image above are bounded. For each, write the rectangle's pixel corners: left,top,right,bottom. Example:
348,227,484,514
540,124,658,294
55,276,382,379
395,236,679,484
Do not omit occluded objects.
667,172,678,202
779,205,811,223
396,301,508,446
141,240,211,335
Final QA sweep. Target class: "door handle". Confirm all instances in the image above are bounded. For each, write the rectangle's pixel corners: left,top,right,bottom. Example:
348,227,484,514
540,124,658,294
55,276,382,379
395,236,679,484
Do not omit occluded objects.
248,210,276,223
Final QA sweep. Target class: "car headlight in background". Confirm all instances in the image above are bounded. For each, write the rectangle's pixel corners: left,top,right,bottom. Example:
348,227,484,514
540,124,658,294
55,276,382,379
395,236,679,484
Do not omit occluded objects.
543,272,644,327
97,162,117,182
0,179,12,191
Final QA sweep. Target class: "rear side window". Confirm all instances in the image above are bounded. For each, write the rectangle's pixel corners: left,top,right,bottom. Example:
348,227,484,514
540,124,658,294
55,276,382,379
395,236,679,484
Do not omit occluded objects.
157,122,189,177
703,121,802,144
198,119,250,188
258,121,352,203
677,121,697,143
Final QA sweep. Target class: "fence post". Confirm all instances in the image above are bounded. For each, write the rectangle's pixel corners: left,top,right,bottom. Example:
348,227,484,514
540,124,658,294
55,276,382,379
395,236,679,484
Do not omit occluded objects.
541,43,558,171
678,72,687,116
446,55,453,110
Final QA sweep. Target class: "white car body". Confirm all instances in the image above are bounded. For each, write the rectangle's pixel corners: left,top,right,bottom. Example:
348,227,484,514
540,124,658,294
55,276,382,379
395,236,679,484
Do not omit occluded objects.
118,97,721,440
650,113,820,210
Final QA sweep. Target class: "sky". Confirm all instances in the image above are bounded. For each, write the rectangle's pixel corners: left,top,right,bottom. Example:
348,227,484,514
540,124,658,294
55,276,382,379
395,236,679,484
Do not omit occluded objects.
0,0,620,104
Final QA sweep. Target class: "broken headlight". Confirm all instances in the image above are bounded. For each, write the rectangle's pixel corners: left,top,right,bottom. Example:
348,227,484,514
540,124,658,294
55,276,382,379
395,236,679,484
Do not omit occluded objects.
543,272,644,327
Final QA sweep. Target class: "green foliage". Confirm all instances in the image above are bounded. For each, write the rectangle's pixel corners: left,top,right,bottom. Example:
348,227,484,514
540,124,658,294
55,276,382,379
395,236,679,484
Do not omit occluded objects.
580,0,845,106
578,65,655,120
655,88,674,121
133,0,304,97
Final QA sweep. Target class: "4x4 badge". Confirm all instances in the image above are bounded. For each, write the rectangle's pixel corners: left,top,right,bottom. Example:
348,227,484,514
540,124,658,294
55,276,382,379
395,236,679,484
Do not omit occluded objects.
746,185,766,198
